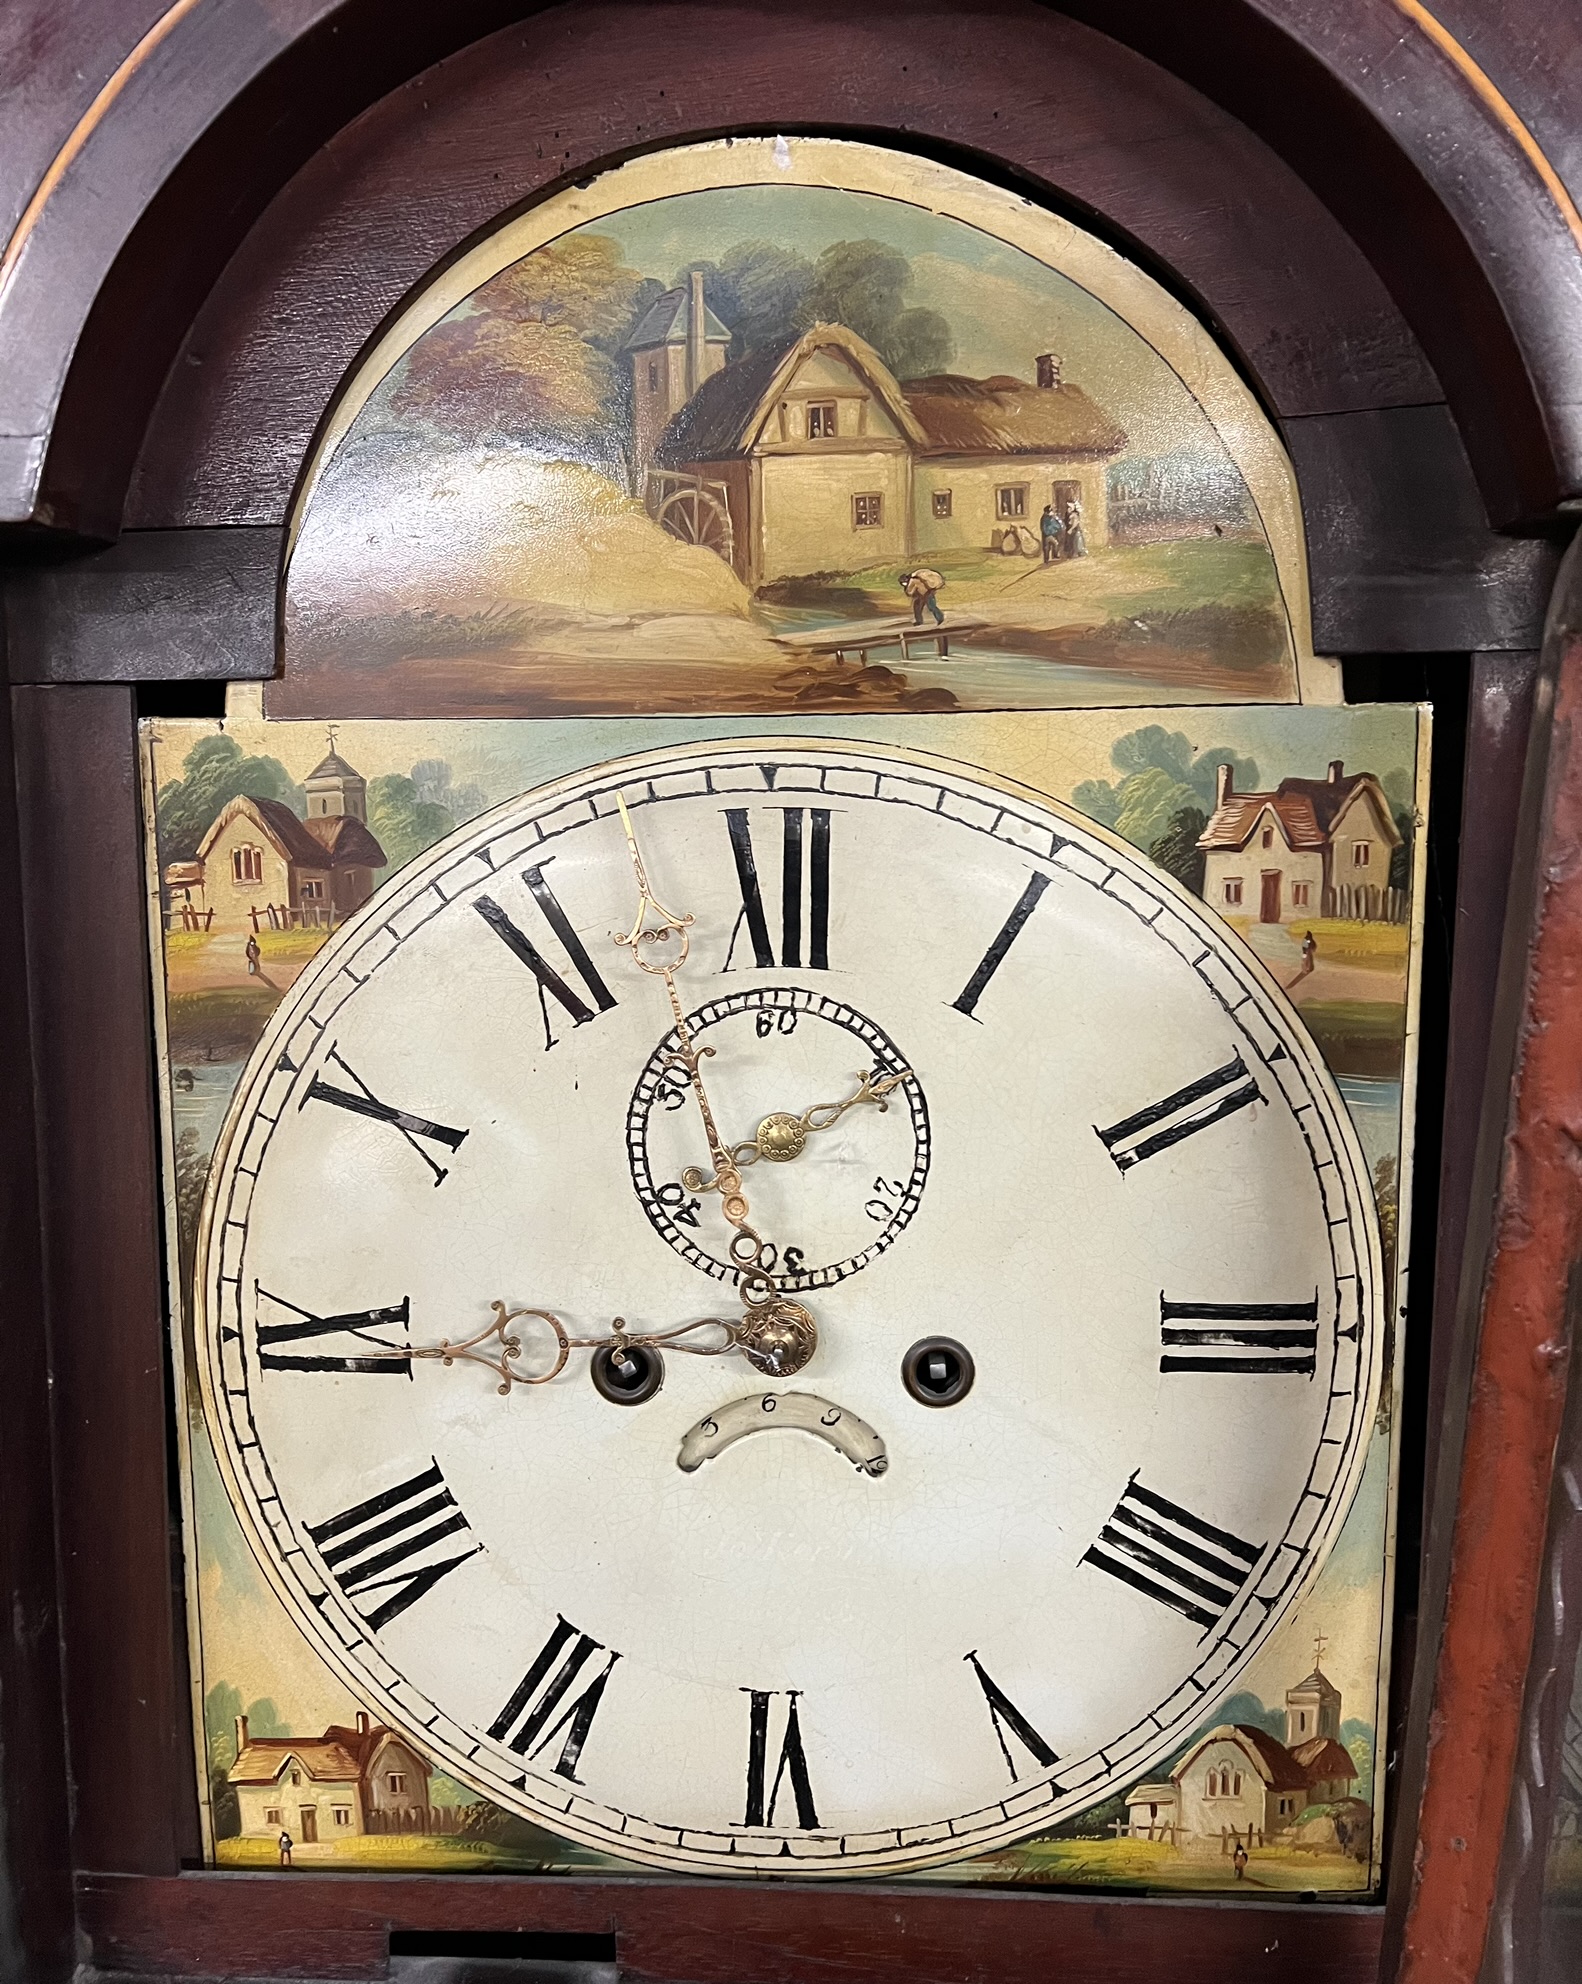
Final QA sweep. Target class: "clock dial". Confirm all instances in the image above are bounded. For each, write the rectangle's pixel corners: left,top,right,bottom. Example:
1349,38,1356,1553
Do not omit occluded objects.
197,738,1382,1877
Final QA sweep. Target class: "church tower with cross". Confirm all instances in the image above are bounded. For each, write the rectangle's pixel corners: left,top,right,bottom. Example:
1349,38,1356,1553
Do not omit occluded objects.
1285,1634,1343,1745
303,726,368,823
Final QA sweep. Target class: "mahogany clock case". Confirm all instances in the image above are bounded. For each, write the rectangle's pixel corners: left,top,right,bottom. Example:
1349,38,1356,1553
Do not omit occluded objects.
2,5,1580,1983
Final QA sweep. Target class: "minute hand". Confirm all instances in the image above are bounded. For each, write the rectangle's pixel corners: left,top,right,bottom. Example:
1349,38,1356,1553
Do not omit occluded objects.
610,795,768,1285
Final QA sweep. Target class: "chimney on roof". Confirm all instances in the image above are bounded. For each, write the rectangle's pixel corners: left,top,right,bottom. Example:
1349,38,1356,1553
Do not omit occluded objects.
1035,352,1062,390
1216,762,1233,806
686,269,707,399
1328,759,1344,783
356,1711,369,1736
235,1714,248,1752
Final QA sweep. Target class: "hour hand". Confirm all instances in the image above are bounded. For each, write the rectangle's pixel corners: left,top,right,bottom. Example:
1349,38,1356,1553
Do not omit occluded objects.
683,1067,915,1193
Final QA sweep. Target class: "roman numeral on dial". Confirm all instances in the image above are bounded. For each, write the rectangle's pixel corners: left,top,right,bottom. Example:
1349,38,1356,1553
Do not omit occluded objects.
300,1045,467,1186
965,1651,1064,1787
1160,1294,1321,1374
255,1285,411,1375
305,1461,480,1633
722,808,831,971
1095,1050,1262,1172
488,1617,620,1783
1083,1477,1264,1631
742,1689,820,1828
952,872,1050,1018
475,858,618,1051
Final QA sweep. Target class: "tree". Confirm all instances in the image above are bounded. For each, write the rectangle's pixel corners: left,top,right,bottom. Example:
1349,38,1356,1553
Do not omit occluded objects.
367,773,456,874
1389,808,1413,892
387,234,648,467
409,758,487,823
1072,727,1260,890
672,241,815,358
1149,805,1209,894
805,239,954,377
156,735,304,863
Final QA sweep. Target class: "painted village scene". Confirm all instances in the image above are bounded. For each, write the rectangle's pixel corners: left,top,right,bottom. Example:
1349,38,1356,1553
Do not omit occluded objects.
276,140,1316,720
148,699,1424,1894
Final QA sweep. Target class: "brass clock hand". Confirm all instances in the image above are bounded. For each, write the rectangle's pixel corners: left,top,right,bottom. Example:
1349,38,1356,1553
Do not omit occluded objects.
682,1065,916,1193
611,792,818,1376
352,1297,816,1396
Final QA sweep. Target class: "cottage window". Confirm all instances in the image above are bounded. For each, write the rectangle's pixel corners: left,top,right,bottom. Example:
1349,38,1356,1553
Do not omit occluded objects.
232,845,263,884
995,484,1028,520
333,1806,352,1826
1224,878,1243,907
265,1807,282,1825
852,493,883,529
289,1770,301,1787
1291,881,1311,907
647,359,658,392
807,401,837,438
300,879,324,900
1233,1772,1242,1796
1261,824,1274,849
1352,842,1371,867
932,490,953,519
388,1772,407,1794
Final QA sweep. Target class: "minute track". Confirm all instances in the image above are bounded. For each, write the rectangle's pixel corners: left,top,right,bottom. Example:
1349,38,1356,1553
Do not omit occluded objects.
196,737,1382,1879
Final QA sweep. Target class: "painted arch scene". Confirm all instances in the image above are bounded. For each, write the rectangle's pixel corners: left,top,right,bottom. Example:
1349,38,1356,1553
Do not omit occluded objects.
277,140,1319,719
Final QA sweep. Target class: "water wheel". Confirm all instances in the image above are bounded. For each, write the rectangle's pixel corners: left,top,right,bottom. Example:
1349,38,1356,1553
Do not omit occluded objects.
656,481,734,563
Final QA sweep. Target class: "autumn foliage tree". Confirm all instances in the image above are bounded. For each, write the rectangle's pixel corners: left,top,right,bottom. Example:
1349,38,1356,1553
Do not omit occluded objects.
386,235,653,470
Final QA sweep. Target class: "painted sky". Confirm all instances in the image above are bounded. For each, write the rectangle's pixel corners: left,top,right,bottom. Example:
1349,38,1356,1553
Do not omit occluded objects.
163,703,1422,822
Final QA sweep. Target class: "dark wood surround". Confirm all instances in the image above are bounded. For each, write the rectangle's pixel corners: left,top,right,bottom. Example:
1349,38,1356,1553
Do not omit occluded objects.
4,5,1582,1980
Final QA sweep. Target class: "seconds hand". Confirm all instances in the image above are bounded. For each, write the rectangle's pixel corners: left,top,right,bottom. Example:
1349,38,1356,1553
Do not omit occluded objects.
612,793,818,1376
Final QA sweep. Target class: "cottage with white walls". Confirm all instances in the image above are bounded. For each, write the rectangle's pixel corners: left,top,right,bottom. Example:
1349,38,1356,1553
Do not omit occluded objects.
1197,759,1402,924
631,276,1126,585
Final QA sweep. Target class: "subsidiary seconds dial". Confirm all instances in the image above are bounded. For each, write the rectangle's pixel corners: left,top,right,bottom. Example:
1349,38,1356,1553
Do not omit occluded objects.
197,737,1383,1879
628,984,930,1291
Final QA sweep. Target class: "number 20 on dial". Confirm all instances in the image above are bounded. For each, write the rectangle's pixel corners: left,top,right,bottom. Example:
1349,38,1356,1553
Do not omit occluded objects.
198,738,1382,1877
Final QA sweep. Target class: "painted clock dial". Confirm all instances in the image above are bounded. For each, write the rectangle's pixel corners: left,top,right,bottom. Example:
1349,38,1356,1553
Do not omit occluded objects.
197,737,1382,1877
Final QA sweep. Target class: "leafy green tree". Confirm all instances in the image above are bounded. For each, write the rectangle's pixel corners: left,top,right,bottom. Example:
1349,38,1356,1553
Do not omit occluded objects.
156,735,304,863
805,239,954,377
1341,1719,1376,1804
367,773,456,874
1390,808,1414,892
1071,727,1260,888
1149,805,1209,894
673,241,815,358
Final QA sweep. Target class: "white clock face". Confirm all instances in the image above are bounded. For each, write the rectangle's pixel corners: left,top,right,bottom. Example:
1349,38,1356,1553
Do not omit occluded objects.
197,737,1382,1878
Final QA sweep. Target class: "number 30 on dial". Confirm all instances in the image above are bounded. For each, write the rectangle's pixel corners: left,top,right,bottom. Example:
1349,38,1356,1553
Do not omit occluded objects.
198,737,1383,1877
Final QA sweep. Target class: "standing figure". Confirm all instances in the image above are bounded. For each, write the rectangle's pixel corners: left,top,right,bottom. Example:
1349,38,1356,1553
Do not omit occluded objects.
899,569,946,626
1063,497,1087,557
1039,503,1063,564
1233,1839,1249,1880
245,933,262,977
278,1829,294,1867
1290,927,1318,990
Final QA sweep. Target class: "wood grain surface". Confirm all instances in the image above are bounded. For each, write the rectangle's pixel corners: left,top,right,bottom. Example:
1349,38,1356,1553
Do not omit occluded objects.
1389,542,1582,1979
10,685,194,1876
77,1869,1387,1982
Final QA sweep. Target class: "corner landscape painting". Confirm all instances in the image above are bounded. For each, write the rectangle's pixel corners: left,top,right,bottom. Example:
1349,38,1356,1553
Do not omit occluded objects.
275,139,1327,720
145,698,1425,1895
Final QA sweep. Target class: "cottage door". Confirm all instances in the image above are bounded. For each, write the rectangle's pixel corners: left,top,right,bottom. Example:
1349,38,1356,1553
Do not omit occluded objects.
299,1807,317,1844
1260,871,1282,922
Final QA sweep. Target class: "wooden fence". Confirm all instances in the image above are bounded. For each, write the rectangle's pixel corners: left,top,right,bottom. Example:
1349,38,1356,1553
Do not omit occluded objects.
364,1804,471,1836
1325,883,1409,923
